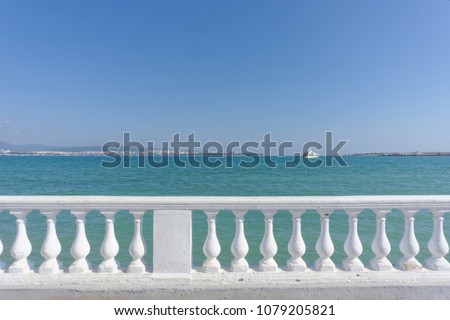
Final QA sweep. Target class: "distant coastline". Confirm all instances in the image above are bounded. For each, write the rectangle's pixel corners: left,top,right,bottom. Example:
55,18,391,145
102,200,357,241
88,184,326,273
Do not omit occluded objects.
346,151,450,156
2,140,450,157
1,149,450,157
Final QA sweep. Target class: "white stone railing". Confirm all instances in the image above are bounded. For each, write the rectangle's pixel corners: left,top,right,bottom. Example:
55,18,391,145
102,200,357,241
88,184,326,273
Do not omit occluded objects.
0,195,450,276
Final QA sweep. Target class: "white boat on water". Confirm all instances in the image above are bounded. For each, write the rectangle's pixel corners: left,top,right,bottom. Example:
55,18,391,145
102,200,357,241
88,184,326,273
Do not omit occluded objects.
303,148,320,159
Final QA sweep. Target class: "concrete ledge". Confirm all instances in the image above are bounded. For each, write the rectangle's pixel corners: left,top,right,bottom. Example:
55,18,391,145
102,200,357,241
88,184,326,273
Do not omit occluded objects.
2,269,450,299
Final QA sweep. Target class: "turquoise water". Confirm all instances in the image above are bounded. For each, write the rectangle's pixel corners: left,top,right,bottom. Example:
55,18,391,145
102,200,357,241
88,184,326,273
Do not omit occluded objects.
0,155,449,270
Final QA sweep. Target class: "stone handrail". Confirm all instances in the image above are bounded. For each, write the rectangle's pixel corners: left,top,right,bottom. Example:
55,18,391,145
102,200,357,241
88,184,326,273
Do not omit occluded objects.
1,195,450,211
0,195,450,276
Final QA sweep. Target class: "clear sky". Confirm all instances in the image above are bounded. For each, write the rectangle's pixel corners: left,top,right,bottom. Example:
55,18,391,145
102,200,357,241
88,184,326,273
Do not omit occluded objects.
1,0,449,153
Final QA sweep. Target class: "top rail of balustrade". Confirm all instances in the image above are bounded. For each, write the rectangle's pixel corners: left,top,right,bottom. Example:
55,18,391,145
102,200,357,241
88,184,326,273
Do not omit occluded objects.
1,195,450,212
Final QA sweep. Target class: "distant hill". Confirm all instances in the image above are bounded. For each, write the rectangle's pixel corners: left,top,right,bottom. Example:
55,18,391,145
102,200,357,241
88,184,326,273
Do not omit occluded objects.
0,141,13,149
0,141,101,152
48,146,102,152
0,140,57,151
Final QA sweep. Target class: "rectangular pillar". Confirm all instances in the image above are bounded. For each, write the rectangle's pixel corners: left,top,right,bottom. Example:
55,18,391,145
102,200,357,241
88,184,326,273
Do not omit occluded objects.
153,210,192,274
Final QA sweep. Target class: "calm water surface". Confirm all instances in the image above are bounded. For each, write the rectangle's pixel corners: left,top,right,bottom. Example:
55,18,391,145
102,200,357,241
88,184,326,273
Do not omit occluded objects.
0,156,449,269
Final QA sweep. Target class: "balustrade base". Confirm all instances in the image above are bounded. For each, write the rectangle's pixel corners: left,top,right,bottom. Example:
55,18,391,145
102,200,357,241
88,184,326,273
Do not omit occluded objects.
397,257,422,271
369,257,393,271
287,258,307,272
98,259,120,273
342,258,364,272
202,259,222,273
202,267,222,273
39,260,63,274
259,261,278,272
424,257,450,271
127,260,147,274
69,260,92,274
231,258,249,272
8,260,33,274
314,258,336,272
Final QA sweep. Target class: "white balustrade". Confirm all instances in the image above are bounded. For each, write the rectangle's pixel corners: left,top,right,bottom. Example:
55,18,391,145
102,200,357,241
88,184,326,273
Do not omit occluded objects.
231,210,249,272
287,210,306,272
39,211,62,274
98,211,120,273
342,210,364,272
0,196,450,277
397,210,422,271
259,210,278,272
314,210,335,271
370,210,393,271
202,210,221,273
8,211,33,273
69,211,91,273
127,211,146,273
425,210,450,271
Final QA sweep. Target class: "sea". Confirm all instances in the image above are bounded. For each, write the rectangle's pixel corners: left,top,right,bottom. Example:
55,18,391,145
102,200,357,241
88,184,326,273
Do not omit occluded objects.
0,155,450,270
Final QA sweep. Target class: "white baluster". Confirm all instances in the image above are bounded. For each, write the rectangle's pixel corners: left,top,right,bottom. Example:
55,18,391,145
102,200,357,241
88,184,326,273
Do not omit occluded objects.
127,211,146,273
202,210,221,273
259,209,278,272
69,211,91,273
369,210,393,271
0,236,5,272
314,210,335,271
342,210,364,272
397,210,422,271
425,210,450,271
231,209,249,272
9,211,33,273
39,211,62,274
287,210,307,272
98,211,120,273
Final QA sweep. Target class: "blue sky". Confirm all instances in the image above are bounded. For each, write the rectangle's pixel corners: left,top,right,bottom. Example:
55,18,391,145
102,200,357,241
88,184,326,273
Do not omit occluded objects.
0,0,449,152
